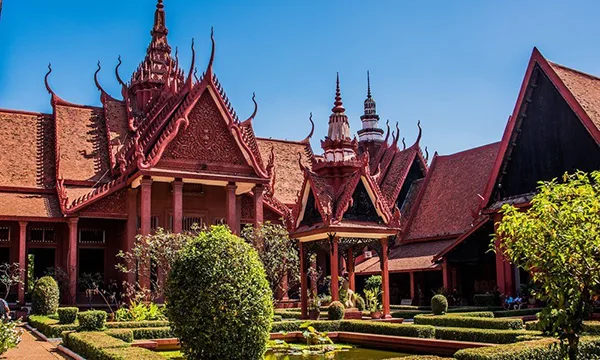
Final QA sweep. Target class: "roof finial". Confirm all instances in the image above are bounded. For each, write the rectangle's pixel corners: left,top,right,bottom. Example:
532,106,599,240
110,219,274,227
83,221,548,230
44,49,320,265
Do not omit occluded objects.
242,92,258,123
44,63,54,95
302,112,315,143
383,119,390,144
393,122,400,147
367,70,372,98
94,61,112,101
207,27,216,77
332,72,345,113
402,137,406,150
115,56,125,87
415,120,422,145
186,38,195,90
425,146,429,162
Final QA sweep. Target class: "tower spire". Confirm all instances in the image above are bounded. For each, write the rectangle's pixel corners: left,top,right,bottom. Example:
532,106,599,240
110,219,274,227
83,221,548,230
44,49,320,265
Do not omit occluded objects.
358,71,383,143
367,70,372,98
321,73,357,163
332,72,345,114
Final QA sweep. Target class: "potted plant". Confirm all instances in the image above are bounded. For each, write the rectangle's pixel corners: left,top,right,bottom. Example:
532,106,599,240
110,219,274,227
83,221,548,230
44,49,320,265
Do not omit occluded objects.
308,292,321,320
364,289,382,319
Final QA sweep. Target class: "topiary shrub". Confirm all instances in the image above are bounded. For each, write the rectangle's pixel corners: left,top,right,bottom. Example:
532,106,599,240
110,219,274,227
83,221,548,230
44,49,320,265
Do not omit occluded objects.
355,294,366,311
57,307,78,324
77,310,107,331
32,276,59,315
165,225,273,360
431,294,448,315
328,301,345,320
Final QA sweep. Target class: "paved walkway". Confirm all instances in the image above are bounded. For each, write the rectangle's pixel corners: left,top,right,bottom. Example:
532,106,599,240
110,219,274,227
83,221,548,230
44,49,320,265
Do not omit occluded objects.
2,326,71,360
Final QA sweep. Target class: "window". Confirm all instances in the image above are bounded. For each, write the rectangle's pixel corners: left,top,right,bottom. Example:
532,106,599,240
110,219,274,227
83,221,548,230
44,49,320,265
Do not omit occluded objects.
79,229,105,244
0,228,9,242
213,218,226,225
137,216,160,230
29,228,55,243
183,216,203,231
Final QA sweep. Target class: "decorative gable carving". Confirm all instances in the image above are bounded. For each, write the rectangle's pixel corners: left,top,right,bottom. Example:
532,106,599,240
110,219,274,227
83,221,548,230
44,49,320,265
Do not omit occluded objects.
77,188,128,216
300,190,323,227
343,180,382,223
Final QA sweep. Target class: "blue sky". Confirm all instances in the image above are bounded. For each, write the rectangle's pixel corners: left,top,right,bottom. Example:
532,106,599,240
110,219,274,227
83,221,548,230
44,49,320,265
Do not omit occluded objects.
1,0,600,155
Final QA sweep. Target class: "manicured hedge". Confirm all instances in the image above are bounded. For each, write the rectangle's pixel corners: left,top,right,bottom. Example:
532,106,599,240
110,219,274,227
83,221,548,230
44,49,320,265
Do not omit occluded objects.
57,307,78,324
28,315,78,338
62,331,164,360
272,315,283,322
493,308,543,318
77,311,107,331
435,327,539,344
391,310,430,319
448,312,495,318
105,329,134,343
105,320,170,329
399,357,453,360
414,315,524,330
473,294,497,307
454,336,600,360
270,320,435,339
131,327,174,339
525,320,600,335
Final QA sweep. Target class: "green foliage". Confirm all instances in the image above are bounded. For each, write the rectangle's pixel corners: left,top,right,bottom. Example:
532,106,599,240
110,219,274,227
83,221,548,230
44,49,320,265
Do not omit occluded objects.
105,329,134,343
454,336,600,360
449,311,495,318
474,294,498,307
364,275,382,293
327,301,345,320
270,320,436,338
165,225,273,360
364,288,381,313
57,307,78,324
493,308,543,318
28,315,78,338
0,263,24,299
62,331,163,360
114,301,165,322
494,171,600,359
431,294,448,315
401,357,452,360
131,327,173,339
241,222,299,303
105,320,169,329
77,310,107,331
435,327,538,344
414,314,524,330
355,294,366,311
31,276,59,315
0,321,21,355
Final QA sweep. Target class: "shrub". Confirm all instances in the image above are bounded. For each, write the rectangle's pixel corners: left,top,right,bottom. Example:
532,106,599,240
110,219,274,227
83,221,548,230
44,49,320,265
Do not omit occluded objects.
105,329,134,343
131,327,174,339
270,320,436,339
114,301,166,322
62,331,163,360
77,310,107,331
414,314,524,330
355,294,366,311
401,357,452,360
165,225,273,360
57,307,78,324
473,294,497,307
493,308,543,318
328,301,345,320
583,321,600,335
364,275,382,292
105,320,169,329
449,311,495,318
0,321,21,355
272,315,283,322
28,315,78,338
454,336,600,359
391,310,430,319
435,327,538,344
431,294,448,315
31,276,59,315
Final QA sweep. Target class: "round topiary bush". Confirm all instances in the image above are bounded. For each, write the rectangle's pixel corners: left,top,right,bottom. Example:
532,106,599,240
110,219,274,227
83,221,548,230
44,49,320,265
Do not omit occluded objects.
57,307,78,324
32,276,59,315
355,295,366,311
165,225,273,360
328,301,345,320
431,294,448,315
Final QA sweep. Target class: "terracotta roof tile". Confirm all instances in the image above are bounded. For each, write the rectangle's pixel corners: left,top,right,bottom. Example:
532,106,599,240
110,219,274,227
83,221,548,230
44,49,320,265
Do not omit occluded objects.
104,100,130,166
54,104,112,183
548,62,600,131
0,110,55,188
0,192,62,218
405,142,500,241
256,138,311,205
379,147,416,203
355,239,454,274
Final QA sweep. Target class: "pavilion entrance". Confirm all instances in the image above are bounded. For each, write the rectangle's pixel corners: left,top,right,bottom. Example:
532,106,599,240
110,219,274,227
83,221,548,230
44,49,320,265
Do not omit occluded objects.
27,248,56,285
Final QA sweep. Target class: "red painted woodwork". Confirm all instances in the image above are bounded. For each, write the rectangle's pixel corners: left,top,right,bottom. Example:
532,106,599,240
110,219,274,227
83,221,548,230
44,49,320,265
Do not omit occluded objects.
330,237,340,302
380,238,391,318
172,179,183,233
253,185,264,228
126,189,138,286
226,182,237,234
347,248,355,291
17,221,26,305
493,214,515,296
442,258,450,290
139,177,152,291
299,242,307,319
67,218,78,305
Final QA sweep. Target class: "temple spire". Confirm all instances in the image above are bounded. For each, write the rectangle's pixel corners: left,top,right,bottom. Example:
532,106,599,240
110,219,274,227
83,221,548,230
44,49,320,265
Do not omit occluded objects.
332,72,345,114
358,71,383,143
321,73,357,163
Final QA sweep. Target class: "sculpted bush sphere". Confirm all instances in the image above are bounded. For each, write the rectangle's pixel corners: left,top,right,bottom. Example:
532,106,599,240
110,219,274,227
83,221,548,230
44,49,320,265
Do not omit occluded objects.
166,225,273,360
32,276,60,315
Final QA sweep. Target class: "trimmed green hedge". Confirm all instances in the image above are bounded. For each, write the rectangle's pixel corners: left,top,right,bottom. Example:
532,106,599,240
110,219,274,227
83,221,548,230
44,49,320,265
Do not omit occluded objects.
454,336,600,360
78,311,107,331
105,329,134,343
272,315,283,322
584,321,600,335
57,307,78,324
414,315,524,330
435,327,539,344
391,310,430,319
28,315,78,338
448,312,495,318
105,320,170,329
62,331,164,360
493,309,543,318
270,320,435,338
399,357,453,360
131,327,174,339
473,294,497,307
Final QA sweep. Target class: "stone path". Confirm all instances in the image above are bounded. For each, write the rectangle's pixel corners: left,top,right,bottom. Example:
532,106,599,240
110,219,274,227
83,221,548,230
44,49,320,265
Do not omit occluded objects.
2,326,72,360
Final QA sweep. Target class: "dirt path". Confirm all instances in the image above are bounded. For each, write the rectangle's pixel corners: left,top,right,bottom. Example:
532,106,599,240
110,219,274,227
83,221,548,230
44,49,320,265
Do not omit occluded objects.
1,326,72,360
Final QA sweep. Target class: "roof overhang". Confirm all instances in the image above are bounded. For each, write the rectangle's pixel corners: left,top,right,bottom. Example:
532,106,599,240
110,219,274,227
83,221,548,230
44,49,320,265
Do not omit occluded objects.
291,223,399,242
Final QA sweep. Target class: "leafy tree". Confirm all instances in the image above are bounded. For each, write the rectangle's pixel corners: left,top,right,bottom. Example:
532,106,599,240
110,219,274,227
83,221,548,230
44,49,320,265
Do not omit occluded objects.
116,228,191,301
241,222,299,303
494,171,600,360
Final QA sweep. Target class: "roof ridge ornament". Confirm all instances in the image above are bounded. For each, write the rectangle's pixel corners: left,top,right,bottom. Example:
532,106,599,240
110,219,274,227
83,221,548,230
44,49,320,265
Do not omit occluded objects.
383,119,390,144
402,137,406,150
332,72,345,113
44,63,54,95
425,146,429,162
241,92,258,124
186,38,195,90
302,112,315,143
392,122,400,148
115,55,126,87
94,61,117,103
414,120,422,146
206,27,216,78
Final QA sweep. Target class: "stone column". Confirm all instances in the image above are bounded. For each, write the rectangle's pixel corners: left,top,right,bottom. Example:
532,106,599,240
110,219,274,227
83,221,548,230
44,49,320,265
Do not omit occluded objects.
172,179,184,233
18,222,27,305
126,189,138,286
253,185,264,228
299,242,308,319
225,182,238,234
139,176,152,291
381,237,391,318
493,213,515,296
67,218,79,305
330,237,339,302
347,248,355,291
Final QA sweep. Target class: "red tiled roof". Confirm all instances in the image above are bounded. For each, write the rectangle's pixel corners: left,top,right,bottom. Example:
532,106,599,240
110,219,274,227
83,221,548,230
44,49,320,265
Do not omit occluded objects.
355,239,454,274
256,138,312,205
103,100,130,167
404,142,500,241
379,147,417,204
0,110,55,189
54,104,112,183
0,192,62,218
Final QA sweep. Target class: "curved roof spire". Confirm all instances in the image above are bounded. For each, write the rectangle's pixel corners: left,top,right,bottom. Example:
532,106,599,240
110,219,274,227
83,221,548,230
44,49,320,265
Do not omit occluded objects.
44,63,54,95
414,120,423,145
302,112,315,143
186,38,195,90
332,72,345,113
242,93,258,124
207,27,216,77
402,137,406,150
115,56,126,87
392,122,400,147
383,119,390,144
94,61,116,103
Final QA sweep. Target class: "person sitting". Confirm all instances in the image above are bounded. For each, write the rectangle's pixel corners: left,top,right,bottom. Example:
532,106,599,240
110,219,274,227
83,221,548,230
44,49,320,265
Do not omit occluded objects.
0,298,10,321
